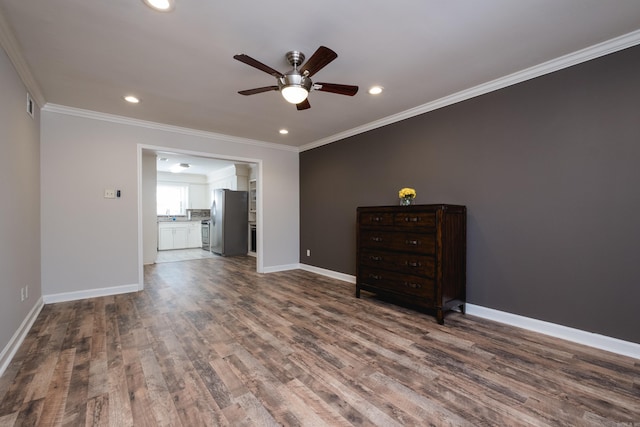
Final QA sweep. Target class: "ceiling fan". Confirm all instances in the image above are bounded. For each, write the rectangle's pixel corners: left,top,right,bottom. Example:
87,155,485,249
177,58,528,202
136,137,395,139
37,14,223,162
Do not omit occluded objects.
233,46,358,110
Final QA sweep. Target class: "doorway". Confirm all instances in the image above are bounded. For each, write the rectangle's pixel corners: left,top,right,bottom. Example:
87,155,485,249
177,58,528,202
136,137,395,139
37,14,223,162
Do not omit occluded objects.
138,145,262,289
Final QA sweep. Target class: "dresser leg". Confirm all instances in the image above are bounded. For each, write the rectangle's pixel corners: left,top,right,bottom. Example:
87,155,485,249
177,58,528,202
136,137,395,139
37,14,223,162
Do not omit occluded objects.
436,309,444,325
459,303,465,314
355,287,361,298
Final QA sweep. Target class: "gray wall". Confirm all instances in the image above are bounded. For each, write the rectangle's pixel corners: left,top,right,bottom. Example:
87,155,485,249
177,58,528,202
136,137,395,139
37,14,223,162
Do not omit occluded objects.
0,45,41,356
300,45,640,344
142,150,158,265
41,109,299,297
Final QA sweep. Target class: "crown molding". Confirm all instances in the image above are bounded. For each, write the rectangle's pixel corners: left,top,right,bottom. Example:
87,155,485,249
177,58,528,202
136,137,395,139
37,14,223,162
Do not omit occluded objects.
42,104,299,153
0,8,46,107
300,29,640,152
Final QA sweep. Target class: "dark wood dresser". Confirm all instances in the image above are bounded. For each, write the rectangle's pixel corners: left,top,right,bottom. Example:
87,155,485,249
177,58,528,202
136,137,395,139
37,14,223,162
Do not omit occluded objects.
356,204,466,324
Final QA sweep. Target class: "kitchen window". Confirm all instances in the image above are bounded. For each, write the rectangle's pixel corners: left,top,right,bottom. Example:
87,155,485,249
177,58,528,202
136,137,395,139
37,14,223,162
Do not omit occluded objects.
157,183,189,215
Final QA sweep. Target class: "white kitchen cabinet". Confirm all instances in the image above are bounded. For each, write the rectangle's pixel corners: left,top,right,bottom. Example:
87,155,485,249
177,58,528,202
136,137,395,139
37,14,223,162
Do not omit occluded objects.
173,226,188,248
158,221,200,250
187,221,201,248
158,226,175,250
189,183,208,209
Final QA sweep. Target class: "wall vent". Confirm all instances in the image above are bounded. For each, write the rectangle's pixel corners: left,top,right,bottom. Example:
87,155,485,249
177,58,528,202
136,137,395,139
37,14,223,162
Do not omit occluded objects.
26,92,34,118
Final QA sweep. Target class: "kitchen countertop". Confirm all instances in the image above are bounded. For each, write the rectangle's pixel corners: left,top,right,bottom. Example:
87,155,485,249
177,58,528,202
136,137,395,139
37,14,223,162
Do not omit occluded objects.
157,217,204,223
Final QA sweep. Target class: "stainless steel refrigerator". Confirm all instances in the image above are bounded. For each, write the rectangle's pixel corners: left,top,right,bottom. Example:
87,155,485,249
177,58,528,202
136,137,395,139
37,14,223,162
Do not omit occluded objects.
210,189,248,256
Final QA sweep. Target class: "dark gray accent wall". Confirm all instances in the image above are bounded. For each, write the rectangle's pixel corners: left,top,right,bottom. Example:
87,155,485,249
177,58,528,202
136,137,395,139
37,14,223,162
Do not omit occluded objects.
300,45,640,344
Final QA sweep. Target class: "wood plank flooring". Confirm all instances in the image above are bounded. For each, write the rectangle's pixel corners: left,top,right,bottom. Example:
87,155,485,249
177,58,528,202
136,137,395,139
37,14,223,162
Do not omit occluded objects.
0,256,638,426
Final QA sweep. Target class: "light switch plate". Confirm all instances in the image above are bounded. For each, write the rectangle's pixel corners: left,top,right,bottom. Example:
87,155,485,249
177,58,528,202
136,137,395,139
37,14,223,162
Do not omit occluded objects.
104,189,116,199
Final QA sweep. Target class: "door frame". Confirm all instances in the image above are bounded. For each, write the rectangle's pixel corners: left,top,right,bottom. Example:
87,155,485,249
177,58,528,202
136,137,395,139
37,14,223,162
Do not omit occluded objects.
137,144,263,290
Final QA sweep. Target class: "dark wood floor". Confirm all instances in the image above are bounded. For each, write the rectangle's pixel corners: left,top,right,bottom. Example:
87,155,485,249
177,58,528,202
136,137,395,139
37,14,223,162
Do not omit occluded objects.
0,256,638,426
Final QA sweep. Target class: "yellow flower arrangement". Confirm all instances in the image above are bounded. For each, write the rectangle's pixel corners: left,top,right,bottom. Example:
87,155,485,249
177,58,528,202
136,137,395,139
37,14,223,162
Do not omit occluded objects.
399,188,416,205
398,187,416,199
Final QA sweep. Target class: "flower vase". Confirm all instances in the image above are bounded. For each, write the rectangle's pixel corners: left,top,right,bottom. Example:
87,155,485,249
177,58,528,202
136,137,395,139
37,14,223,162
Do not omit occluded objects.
400,197,413,206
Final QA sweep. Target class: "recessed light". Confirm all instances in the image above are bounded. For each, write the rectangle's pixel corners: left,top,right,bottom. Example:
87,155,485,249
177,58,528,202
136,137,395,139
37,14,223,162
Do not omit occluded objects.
279,129,289,135
142,0,175,11
124,95,140,104
368,86,383,95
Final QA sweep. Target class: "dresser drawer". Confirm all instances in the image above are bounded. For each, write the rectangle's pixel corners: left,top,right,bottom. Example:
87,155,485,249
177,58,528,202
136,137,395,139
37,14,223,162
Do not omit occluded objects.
360,267,435,300
394,211,436,230
360,249,435,277
360,230,435,254
359,211,393,227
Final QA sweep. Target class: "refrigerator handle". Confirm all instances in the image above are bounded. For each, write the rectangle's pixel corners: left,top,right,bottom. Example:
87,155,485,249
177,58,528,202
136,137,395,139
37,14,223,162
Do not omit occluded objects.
211,200,216,226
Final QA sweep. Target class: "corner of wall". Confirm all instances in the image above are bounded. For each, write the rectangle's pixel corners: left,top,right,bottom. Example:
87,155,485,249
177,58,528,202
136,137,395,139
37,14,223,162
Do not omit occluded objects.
0,298,44,377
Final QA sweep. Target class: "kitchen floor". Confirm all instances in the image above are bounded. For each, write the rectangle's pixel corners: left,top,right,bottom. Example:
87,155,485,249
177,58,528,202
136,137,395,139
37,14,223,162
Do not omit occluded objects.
155,248,218,263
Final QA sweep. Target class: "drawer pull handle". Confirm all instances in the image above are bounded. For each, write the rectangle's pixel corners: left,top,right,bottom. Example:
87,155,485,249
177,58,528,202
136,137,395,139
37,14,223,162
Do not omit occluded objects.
404,282,422,289
406,261,421,267
404,217,420,223
369,256,382,261
371,236,383,242
405,239,419,246
372,216,383,222
368,274,382,280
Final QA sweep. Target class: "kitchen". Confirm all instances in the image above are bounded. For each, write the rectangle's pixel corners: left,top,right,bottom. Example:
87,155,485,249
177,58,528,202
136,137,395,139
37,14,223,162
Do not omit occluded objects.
153,152,258,263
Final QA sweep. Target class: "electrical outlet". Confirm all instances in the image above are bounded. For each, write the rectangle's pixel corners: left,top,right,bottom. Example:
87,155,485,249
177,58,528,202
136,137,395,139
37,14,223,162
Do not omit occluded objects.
306,249,311,257
104,189,116,199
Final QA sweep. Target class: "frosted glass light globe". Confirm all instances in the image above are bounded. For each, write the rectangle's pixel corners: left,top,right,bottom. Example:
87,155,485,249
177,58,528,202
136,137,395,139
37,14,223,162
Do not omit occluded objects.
281,86,308,104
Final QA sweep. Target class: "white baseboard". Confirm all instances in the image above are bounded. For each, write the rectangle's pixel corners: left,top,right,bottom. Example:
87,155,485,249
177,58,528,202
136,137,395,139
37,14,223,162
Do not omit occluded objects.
1,284,139,377
43,283,139,304
298,263,356,284
465,304,639,360
298,265,639,360
262,263,301,273
0,297,44,377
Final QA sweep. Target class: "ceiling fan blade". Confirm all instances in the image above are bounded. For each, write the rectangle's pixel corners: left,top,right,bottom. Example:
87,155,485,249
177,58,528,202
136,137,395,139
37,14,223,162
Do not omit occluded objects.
300,46,337,77
233,54,283,78
315,83,359,96
238,86,279,96
296,99,311,110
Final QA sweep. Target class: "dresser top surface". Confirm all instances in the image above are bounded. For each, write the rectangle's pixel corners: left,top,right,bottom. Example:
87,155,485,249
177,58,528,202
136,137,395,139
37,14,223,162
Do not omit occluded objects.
357,204,466,213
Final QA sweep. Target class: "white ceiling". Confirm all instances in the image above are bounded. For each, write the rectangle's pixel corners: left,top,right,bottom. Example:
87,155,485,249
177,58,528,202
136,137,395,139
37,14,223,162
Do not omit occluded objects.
155,151,243,176
1,0,640,149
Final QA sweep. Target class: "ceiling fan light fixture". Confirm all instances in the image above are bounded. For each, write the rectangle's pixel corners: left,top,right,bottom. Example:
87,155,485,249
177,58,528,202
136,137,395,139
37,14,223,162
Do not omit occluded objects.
142,0,175,12
279,72,312,104
235,46,357,110
169,163,190,173
281,86,308,104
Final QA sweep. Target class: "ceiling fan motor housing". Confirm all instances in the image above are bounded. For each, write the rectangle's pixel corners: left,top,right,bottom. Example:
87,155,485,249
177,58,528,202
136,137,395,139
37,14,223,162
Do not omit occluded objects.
280,51,312,92
278,72,313,92
286,51,305,67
